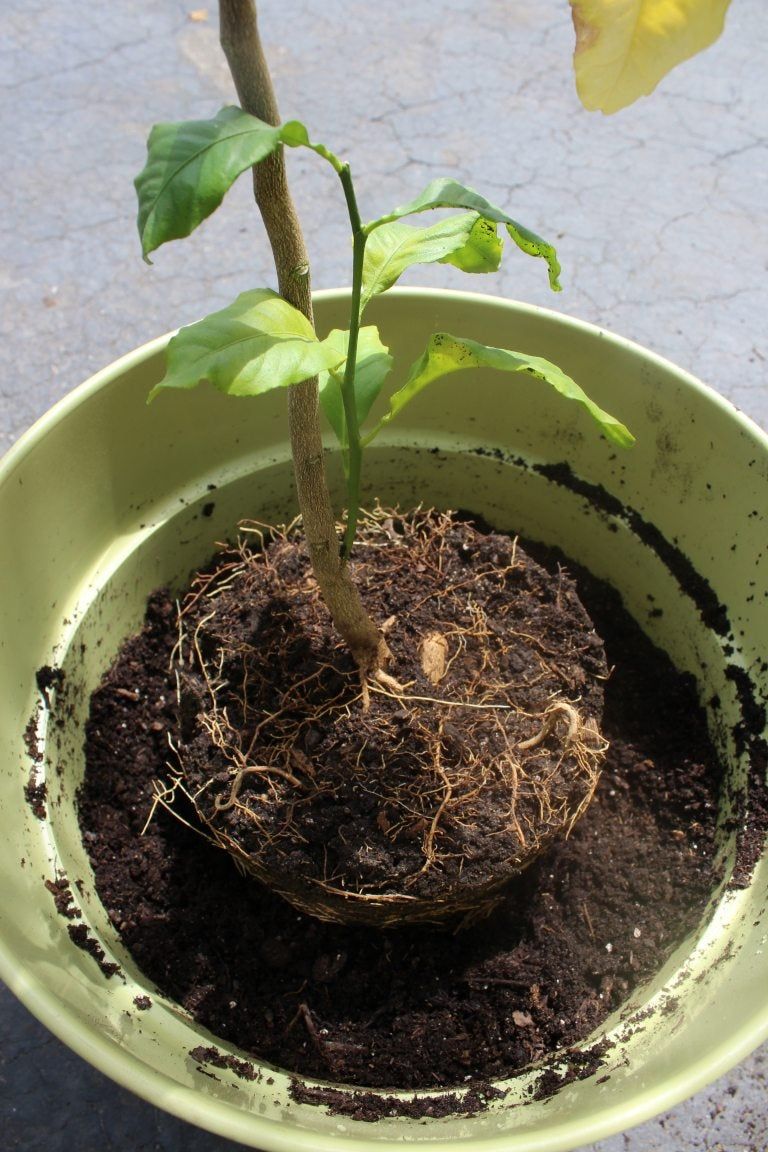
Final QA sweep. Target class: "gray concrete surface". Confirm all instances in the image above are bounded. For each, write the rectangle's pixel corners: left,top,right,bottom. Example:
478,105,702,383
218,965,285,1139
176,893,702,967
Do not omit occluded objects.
1,1,766,1148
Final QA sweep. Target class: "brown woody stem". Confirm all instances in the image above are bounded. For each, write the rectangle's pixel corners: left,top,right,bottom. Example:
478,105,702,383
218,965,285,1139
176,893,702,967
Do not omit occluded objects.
218,0,384,675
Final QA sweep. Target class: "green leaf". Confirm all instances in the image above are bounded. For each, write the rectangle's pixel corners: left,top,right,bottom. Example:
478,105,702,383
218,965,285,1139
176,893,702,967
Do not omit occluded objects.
364,332,634,448
280,120,312,148
366,178,562,292
318,327,393,444
360,214,502,313
280,119,342,170
150,289,344,401
135,106,283,260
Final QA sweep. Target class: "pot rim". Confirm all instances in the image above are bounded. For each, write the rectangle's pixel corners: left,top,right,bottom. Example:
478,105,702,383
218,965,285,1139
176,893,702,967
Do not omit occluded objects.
3,931,767,1152
1,286,766,1151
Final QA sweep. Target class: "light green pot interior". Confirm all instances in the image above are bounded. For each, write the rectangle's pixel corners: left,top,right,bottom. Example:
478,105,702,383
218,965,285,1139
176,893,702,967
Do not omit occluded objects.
0,289,766,1151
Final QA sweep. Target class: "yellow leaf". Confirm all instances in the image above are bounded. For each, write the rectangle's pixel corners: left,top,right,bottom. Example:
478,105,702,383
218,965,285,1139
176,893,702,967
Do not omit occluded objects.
569,0,731,114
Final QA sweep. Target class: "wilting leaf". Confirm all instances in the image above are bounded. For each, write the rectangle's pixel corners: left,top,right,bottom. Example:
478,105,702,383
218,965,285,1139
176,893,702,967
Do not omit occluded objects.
441,216,504,274
366,178,561,291
365,332,634,447
360,214,502,312
150,289,343,400
318,327,393,444
135,106,283,259
570,0,731,114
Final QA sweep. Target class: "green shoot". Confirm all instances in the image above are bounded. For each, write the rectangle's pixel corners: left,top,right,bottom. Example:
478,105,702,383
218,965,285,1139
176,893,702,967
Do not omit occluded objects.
135,107,633,558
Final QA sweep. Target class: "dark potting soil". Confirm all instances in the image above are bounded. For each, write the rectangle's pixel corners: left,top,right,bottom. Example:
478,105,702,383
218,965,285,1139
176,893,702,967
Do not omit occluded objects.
77,524,724,1092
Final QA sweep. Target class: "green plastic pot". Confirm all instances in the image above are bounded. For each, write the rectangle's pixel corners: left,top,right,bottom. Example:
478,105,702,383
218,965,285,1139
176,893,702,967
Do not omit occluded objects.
0,288,766,1150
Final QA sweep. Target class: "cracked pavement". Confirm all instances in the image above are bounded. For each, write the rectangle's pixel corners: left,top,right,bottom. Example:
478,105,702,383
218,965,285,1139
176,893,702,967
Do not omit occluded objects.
1,1,766,1148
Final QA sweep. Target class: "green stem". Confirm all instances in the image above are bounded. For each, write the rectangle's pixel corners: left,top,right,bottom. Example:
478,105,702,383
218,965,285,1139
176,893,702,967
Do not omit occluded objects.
337,163,367,559
279,137,369,558
295,146,368,557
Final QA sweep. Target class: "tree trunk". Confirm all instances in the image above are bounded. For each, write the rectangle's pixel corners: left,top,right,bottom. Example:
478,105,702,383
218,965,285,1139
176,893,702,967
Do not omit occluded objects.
218,0,385,675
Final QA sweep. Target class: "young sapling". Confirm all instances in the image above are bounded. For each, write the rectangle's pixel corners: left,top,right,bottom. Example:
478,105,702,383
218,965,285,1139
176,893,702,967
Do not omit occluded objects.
130,0,727,926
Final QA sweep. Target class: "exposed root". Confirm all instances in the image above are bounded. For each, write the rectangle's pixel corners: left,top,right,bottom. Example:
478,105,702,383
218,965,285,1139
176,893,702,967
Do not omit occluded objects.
214,764,307,814
141,768,218,845
360,665,410,711
373,667,408,694
518,701,582,750
411,721,452,880
167,506,609,927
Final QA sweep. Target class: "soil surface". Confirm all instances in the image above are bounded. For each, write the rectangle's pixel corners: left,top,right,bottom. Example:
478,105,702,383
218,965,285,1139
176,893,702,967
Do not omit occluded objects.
78,520,725,1091
173,511,607,926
